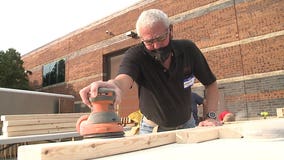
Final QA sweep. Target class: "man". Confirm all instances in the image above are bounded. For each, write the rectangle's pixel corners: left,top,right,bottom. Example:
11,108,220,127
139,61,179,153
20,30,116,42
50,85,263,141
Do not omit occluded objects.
80,9,221,134
191,92,204,125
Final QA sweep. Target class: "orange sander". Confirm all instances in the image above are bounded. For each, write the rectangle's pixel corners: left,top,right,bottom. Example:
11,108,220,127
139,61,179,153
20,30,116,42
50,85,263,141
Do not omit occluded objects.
76,88,124,137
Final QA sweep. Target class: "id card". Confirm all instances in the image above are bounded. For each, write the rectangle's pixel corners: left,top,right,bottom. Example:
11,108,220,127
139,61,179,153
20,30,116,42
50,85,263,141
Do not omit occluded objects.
184,75,195,88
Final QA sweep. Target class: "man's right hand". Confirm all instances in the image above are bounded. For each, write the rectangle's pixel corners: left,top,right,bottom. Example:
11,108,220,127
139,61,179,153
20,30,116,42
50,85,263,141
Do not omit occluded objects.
79,80,122,108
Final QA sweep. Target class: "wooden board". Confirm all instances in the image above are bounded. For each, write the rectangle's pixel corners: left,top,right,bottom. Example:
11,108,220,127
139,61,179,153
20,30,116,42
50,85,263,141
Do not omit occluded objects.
176,124,243,144
3,128,75,137
18,131,177,160
3,118,78,126
1,113,87,121
3,122,75,132
0,132,80,145
176,127,219,143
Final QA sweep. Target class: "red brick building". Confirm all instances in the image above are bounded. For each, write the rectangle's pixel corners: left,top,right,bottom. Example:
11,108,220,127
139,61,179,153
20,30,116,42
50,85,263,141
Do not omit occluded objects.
21,0,284,120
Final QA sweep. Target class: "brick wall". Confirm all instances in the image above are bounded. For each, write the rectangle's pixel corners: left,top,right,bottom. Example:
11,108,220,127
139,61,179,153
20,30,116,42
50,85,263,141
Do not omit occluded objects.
22,0,284,117
192,72,284,120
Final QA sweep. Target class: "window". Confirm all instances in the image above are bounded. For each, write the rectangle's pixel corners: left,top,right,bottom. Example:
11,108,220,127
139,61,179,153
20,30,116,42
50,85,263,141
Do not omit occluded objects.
103,48,139,117
42,59,65,87
103,48,128,80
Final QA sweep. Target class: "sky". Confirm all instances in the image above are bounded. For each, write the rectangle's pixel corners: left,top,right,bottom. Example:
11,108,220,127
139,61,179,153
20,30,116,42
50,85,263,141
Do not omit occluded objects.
0,0,140,55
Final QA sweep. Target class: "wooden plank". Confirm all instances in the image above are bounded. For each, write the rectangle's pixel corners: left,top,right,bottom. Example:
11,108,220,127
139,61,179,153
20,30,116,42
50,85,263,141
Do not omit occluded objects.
0,132,80,145
176,127,219,144
3,127,75,137
18,130,177,160
175,124,243,144
3,122,75,132
1,113,87,121
218,124,243,139
3,118,78,126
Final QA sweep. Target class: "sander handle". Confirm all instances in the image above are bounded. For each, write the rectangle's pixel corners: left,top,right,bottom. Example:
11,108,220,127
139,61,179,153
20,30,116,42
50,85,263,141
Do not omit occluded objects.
89,87,116,103
98,87,115,95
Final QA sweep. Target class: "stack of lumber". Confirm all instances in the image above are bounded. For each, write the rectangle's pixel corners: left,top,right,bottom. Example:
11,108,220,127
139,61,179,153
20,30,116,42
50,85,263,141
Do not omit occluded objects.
276,107,284,118
1,113,88,137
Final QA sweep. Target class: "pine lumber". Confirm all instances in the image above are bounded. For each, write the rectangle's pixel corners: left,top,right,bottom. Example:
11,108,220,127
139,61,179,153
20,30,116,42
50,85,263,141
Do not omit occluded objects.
3,118,78,126
0,132,80,145
3,127,75,137
18,130,177,160
2,122,75,132
1,113,87,121
218,124,243,138
176,127,219,143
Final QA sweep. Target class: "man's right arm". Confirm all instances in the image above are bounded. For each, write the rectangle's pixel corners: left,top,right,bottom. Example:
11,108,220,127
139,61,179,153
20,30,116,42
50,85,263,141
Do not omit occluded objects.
79,74,133,108
108,74,134,99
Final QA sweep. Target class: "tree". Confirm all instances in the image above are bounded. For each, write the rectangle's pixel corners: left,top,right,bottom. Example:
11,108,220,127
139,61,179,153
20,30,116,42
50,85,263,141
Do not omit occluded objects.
0,48,30,90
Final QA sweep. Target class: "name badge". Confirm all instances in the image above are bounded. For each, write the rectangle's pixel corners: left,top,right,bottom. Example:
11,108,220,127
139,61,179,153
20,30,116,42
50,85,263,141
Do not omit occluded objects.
184,75,195,88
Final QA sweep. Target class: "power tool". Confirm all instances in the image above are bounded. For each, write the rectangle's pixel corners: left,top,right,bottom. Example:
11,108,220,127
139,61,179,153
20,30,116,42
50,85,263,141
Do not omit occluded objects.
76,88,124,137
257,111,269,119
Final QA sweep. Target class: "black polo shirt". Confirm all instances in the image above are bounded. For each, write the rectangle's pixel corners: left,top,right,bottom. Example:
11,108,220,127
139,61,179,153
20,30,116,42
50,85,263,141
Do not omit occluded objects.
118,40,216,127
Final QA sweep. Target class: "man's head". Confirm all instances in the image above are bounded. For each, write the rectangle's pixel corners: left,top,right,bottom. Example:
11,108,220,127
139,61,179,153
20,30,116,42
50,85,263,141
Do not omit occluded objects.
136,9,173,63
136,9,172,50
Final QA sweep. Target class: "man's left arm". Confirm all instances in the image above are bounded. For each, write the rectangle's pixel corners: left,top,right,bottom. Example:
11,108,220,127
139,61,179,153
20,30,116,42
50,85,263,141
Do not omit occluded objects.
199,81,221,126
204,81,219,114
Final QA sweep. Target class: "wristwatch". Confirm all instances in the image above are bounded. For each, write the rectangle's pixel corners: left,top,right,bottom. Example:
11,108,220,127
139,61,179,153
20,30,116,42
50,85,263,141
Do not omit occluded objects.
206,112,217,119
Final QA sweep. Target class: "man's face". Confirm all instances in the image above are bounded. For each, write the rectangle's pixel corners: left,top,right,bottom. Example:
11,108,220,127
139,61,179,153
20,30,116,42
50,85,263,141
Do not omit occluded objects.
139,22,170,51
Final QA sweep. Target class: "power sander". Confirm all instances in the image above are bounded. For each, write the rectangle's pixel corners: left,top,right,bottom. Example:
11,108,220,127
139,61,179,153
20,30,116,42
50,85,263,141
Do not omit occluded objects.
76,88,124,138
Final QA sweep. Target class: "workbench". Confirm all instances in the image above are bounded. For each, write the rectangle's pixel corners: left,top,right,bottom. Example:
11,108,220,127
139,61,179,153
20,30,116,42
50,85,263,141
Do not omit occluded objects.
16,118,284,160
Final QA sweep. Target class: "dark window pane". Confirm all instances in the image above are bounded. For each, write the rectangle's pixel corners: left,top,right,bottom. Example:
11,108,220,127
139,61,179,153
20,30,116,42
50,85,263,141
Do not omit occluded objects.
42,59,65,87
